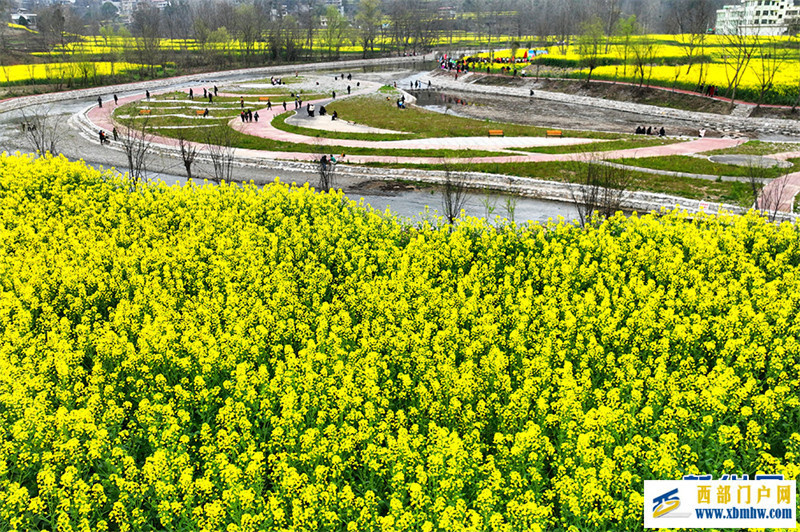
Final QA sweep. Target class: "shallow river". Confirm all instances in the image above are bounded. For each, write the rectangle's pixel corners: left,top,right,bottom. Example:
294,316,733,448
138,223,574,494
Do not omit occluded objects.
93,164,578,225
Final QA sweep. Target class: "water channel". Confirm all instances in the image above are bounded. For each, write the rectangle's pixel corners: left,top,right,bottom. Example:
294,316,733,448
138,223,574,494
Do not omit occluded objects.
91,164,578,225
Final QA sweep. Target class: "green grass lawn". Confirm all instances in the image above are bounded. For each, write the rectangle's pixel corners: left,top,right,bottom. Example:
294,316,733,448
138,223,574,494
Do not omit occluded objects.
507,137,673,155
325,93,620,140
609,155,795,178
702,140,800,156
270,112,411,141
142,122,509,158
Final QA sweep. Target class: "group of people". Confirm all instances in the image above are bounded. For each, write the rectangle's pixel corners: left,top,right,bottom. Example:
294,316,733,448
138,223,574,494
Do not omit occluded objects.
319,153,346,169
98,127,117,145
188,86,218,101
636,125,666,136
240,109,259,123
270,77,285,85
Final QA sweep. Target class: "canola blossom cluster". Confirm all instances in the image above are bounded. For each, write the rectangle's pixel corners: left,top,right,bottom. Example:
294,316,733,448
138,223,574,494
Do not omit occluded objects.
1,154,799,531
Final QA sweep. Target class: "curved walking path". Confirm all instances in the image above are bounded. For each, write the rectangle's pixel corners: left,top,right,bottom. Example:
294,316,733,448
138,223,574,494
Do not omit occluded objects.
86,85,746,166
80,72,799,214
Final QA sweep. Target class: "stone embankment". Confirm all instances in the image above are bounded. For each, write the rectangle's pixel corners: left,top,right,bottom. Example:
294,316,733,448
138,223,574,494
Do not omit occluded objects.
422,71,800,139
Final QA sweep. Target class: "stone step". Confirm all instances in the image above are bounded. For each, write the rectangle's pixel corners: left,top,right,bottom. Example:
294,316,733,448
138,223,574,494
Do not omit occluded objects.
730,104,754,118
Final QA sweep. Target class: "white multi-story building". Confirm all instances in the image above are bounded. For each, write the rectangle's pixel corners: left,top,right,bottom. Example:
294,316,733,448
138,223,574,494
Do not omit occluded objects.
716,0,800,35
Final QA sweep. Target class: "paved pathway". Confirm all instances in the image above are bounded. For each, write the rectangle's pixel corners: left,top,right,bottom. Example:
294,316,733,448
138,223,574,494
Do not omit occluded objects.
428,71,800,139
86,89,746,166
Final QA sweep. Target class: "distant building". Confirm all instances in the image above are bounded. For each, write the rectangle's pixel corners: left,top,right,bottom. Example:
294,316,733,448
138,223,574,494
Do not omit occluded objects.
324,0,344,16
715,0,800,35
10,12,37,28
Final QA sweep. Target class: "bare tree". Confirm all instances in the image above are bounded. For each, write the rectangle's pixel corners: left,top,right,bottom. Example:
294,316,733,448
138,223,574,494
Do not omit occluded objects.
757,174,791,222
615,15,638,77
591,0,621,52
176,130,199,180
440,158,469,224
721,23,759,111
19,106,63,155
747,159,788,221
355,0,382,58
130,2,163,77
630,34,660,87
751,36,787,108
577,15,605,84
204,124,235,184
570,158,634,227
118,117,153,189
321,5,348,59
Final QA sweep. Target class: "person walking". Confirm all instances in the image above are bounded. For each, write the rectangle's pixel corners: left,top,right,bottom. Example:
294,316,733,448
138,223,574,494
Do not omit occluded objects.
112,127,118,141
240,97,245,108
213,85,218,96
97,96,103,108
98,130,105,144
208,94,213,103
254,111,259,122
189,88,193,99
332,90,336,99
267,100,272,110
283,100,287,111
146,90,150,100
113,94,118,105
203,108,209,117
347,85,351,95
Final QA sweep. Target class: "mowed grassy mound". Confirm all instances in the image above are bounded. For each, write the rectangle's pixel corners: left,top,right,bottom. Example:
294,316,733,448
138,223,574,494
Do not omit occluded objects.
1,154,800,531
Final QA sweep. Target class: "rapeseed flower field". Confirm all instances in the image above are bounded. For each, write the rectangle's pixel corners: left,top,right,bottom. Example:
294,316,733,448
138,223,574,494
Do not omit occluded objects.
0,154,798,531
472,36,800,105
0,62,141,84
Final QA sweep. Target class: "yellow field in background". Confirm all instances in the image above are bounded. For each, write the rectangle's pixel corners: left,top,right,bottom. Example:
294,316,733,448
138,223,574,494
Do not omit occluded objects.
0,61,141,83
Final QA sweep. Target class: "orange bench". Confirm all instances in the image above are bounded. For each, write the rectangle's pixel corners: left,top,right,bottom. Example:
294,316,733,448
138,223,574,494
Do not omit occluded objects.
196,109,205,115
546,130,563,137
488,130,504,137
258,96,271,101
138,109,151,115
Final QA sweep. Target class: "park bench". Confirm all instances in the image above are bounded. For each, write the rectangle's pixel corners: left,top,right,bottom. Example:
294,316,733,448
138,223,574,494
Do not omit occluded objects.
139,109,151,115
546,130,563,137
196,109,205,115
488,129,504,137
258,97,270,101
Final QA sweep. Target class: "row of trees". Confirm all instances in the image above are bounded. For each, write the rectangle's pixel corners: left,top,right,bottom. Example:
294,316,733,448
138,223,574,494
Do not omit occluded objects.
25,0,727,64
572,4,797,110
